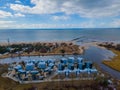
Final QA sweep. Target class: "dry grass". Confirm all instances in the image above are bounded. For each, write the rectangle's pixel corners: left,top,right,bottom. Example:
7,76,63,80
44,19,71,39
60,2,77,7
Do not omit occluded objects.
50,45,82,54
0,44,83,59
103,49,120,72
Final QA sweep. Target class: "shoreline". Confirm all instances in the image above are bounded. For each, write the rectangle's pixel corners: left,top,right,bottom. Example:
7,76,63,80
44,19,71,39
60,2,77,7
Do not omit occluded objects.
0,41,76,45
0,41,84,59
0,41,117,59
103,49,120,72
97,42,120,72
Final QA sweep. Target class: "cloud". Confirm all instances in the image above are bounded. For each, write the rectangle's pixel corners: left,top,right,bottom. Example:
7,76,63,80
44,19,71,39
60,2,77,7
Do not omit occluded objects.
14,13,25,17
61,0,120,18
0,20,15,24
0,21,95,29
10,4,30,12
10,0,60,14
78,21,95,28
52,15,70,20
0,20,15,28
1,0,120,28
109,19,120,27
0,10,12,18
0,10,24,18
15,0,22,4
10,0,120,18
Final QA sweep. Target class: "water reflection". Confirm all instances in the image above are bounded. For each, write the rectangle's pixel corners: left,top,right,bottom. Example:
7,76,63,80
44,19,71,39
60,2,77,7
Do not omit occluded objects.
0,46,120,79
82,46,120,79
0,46,115,65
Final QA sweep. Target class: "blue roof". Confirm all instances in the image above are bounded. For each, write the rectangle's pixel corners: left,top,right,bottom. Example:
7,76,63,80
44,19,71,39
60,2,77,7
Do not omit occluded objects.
38,61,46,64
26,63,34,71
61,58,67,64
78,57,83,60
47,59,55,63
90,69,97,73
73,68,80,72
45,67,51,71
14,65,22,70
58,70,64,73
79,68,90,73
64,69,71,73
30,70,39,74
48,63,54,67
68,57,74,60
18,69,26,73
68,57,75,63
26,62,34,66
61,58,67,60
38,61,46,69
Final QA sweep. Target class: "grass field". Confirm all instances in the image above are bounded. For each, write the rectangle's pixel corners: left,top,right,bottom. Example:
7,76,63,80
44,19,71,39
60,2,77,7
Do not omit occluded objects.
103,49,120,72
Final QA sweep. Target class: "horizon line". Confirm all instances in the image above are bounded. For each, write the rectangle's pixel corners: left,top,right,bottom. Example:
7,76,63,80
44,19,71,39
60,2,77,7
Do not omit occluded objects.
0,27,120,30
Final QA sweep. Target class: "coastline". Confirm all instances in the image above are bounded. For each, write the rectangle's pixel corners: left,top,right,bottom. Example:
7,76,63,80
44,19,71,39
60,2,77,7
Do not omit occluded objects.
0,41,84,59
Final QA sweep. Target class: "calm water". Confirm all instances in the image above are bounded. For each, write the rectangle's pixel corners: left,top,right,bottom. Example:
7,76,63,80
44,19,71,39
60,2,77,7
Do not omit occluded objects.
83,46,120,79
0,28,120,43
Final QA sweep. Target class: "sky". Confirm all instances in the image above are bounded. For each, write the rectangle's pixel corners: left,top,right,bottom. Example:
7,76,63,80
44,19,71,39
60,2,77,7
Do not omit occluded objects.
0,0,120,29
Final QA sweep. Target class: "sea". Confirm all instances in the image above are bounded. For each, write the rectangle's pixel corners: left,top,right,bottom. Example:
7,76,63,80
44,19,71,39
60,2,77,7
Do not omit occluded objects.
0,28,120,43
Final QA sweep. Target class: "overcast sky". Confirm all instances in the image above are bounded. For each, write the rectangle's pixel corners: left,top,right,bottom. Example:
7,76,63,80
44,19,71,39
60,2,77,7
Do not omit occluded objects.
0,0,120,29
